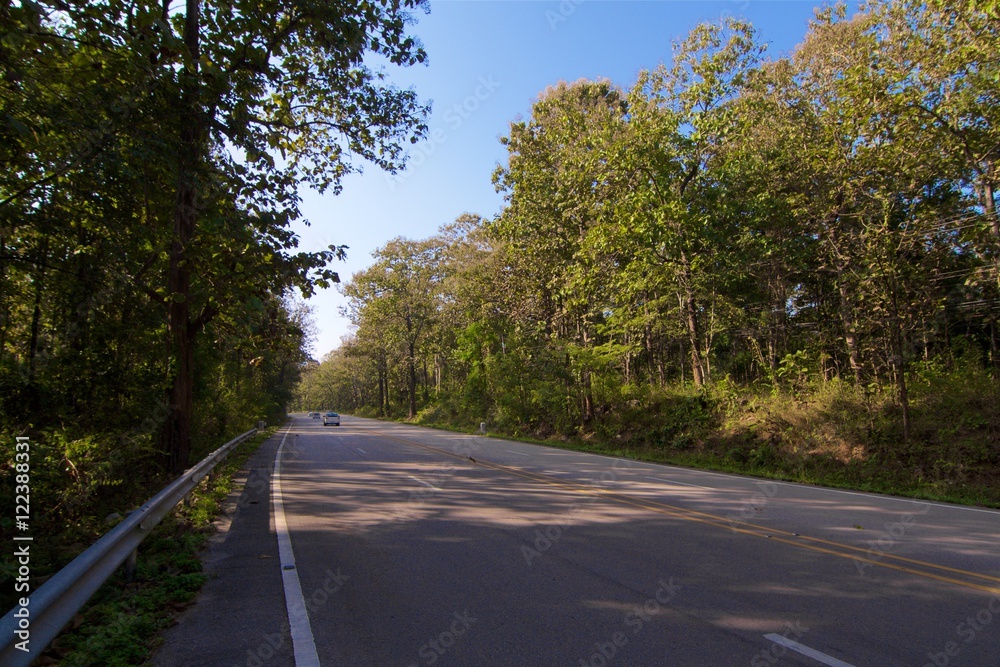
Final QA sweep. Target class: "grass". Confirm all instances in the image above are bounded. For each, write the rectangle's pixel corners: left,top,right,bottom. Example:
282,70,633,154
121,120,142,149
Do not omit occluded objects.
38,427,276,666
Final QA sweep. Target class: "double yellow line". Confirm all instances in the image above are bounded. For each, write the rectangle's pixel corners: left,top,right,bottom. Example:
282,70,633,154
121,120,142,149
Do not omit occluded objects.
378,431,1000,597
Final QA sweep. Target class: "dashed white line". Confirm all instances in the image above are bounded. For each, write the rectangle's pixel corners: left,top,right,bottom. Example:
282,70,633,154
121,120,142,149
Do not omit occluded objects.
505,450,530,456
650,465,1000,514
759,480,1000,514
648,476,711,489
764,634,855,667
408,475,440,490
273,429,321,667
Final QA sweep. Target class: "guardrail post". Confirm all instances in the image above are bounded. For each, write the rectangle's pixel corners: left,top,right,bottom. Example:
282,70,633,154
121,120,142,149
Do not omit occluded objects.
124,548,138,583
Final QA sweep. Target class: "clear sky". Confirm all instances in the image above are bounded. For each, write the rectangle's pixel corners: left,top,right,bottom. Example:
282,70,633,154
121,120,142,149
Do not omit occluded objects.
293,0,855,359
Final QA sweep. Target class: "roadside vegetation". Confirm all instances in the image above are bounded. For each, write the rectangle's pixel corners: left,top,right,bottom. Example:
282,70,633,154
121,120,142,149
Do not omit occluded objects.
38,428,273,666
295,1,1000,508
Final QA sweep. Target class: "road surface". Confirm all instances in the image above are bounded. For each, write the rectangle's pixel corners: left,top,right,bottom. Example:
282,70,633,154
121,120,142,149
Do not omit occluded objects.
154,414,1000,666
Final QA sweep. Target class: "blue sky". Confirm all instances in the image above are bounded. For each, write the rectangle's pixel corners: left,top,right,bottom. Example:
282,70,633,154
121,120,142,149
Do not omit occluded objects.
294,0,853,359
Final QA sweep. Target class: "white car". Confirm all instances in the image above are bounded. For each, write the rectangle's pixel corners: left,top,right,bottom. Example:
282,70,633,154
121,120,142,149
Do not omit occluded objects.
323,411,341,426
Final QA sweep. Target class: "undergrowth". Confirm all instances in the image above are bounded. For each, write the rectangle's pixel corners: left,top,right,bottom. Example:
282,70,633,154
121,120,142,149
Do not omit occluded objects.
35,427,275,666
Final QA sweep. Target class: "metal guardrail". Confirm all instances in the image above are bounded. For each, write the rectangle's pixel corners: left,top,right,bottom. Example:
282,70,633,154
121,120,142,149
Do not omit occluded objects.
0,427,262,666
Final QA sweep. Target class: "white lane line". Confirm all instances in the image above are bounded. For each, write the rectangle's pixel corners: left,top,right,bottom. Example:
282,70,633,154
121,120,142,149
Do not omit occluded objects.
763,634,855,667
756,479,1000,514
408,475,440,490
355,448,366,454
273,429,321,667
645,466,1000,515
505,450,530,456
648,476,711,489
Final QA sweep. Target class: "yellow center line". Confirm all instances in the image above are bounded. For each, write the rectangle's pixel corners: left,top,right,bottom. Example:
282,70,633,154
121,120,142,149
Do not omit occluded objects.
375,431,1000,596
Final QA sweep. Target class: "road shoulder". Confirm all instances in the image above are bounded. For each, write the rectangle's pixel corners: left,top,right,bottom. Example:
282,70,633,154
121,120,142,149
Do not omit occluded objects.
152,428,293,667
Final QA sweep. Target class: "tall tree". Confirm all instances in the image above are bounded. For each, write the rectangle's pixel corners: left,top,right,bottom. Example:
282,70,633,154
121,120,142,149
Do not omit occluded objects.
492,79,628,421
155,0,429,468
342,238,441,419
2,0,430,469
617,18,765,386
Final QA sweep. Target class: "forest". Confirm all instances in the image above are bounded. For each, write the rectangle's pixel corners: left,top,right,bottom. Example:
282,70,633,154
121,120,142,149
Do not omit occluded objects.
0,0,429,597
295,1,1000,506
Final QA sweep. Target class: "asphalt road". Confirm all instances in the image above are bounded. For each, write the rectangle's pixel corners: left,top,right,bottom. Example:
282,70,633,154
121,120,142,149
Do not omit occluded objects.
154,414,1000,667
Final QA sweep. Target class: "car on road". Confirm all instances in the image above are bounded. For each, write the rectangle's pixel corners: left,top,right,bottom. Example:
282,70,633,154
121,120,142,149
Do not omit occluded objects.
311,412,320,419
323,411,341,426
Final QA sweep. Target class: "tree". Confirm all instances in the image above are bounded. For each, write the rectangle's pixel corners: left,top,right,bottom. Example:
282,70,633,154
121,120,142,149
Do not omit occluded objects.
342,238,441,419
615,18,765,386
872,1,1000,234
492,79,628,421
2,1,430,472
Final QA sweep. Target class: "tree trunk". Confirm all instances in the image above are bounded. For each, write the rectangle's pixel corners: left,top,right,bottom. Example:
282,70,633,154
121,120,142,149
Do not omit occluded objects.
25,237,49,402
643,307,657,385
407,340,417,419
768,281,786,375
677,339,684,386
165,0,202,471
580,320,595,423
624,330,631,385
434,353,442,395
980,176,997,235
581,369,594,424
889,321,910,445
166,163,198,470
681,291,705,386
837,273,863,385
27,266,44,384
378,358,387,417
419,358,426,401
989,317,999,369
